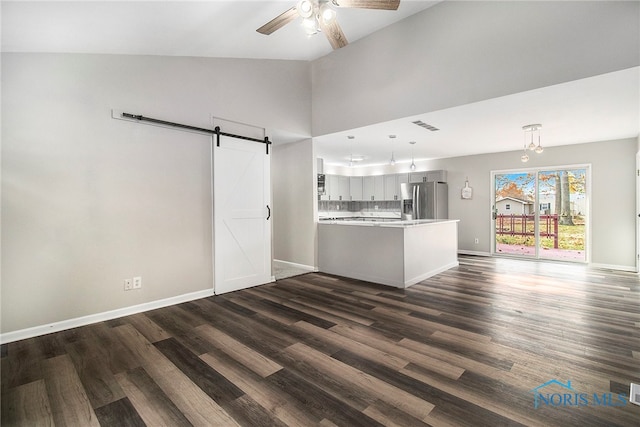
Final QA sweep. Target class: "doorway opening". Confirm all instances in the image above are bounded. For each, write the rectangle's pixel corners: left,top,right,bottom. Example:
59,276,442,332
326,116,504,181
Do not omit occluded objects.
492,166,589,262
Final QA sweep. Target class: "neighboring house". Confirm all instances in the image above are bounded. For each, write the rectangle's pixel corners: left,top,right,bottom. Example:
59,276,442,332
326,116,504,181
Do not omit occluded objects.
496,197,534,215
538,195,587,216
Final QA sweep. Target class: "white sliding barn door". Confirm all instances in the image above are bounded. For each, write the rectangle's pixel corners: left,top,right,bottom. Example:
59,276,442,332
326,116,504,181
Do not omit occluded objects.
213,134,272,294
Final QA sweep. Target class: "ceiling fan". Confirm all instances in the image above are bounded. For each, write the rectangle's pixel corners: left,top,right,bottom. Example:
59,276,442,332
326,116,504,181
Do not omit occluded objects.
257,0,400,50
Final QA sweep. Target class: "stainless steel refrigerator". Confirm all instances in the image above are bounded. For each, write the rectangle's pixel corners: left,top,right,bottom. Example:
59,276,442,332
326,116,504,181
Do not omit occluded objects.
400,181,448,220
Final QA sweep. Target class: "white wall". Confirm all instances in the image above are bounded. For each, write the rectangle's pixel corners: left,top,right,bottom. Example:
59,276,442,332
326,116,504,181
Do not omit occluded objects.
398,138,636,270
311,1,640,136
1,53,311,335
272,139,316,269
319,138,637,269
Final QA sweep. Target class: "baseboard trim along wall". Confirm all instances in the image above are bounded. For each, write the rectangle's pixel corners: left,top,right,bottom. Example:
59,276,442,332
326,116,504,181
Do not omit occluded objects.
273,259,318,272
590,262,637,273
458,251,636,273
0,288,215,344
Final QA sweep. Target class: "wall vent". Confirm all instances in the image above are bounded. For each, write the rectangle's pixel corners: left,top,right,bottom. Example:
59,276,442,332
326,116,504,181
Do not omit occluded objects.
412,120,439,131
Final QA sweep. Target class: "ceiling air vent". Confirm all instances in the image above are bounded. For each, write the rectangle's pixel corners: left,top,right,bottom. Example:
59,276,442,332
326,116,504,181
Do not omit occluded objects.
412,120,439,131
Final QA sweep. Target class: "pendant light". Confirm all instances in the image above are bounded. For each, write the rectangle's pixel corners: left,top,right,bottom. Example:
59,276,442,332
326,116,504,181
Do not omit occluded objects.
521,124,543,162
389,135,396,165
348,135,355,167
409,141,417,171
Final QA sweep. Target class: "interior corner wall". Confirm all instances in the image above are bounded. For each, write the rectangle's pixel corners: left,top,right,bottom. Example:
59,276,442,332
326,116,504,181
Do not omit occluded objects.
311,1,640,136
409,138,637,270
272,139,315,269
1,53,311,335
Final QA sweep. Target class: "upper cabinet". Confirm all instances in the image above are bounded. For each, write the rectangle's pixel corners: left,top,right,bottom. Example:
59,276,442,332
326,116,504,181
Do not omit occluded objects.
384,174,408,201
363,175,385,201
328,175,349,201
409,170,447,183
320,171,444,201
349,176,363,201
409,171,427,183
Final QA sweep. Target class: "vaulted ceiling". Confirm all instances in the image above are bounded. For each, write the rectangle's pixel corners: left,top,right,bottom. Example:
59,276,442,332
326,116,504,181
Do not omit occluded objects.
3,1,638,166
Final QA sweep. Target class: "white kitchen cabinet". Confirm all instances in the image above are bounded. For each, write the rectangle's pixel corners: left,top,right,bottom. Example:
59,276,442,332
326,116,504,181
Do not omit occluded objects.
349,176,363,201
363,175,385,201
384,174,402,200
329,175,349,201
409,171,428,183
410,170,447,183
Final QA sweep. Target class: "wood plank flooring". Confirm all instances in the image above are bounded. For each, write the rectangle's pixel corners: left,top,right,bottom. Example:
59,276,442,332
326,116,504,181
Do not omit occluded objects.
2,255,639,426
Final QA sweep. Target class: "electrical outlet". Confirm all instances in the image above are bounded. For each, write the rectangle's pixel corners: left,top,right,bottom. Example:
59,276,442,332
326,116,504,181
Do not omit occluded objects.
474,238,479,244
630,383,640,406
133,276,142,289
124,279,132,291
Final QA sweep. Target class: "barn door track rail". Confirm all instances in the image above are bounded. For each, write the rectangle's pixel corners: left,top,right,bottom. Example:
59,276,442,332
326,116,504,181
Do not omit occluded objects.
121,112,271,154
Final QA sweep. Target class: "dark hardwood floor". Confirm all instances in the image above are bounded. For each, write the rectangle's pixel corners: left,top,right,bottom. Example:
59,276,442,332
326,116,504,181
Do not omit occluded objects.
2,255,639,426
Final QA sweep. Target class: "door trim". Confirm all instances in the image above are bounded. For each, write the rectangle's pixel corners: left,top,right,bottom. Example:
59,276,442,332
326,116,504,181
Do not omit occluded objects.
491,164,591,263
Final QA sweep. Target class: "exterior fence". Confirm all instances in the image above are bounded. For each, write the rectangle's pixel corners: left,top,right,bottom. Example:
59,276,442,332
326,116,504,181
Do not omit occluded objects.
495,214,559,249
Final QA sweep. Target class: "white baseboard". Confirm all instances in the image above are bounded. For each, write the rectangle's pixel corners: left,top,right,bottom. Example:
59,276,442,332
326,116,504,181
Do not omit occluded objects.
273,259,318,272
0,288,215,344
590,263,637,273
405,261,460,288
458,251,637,273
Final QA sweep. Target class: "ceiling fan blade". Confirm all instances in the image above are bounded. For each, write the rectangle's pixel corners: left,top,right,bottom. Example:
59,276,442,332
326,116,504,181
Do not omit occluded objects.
333,0,400,10
319,18,348,50
256,7,298,35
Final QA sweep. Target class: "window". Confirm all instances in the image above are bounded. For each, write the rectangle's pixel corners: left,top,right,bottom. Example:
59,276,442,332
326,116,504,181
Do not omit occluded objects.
505,204,511,210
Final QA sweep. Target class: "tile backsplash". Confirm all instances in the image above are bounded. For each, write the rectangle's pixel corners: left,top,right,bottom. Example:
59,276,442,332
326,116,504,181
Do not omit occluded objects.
318,200,401,213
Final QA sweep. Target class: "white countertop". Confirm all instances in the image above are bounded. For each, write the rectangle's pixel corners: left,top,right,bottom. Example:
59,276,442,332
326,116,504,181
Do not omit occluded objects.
318,219,459,228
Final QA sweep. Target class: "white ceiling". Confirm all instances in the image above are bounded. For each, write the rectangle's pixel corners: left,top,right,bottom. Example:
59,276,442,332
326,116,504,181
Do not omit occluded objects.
2,1,639,166
1,0,439,61
315,67,640,167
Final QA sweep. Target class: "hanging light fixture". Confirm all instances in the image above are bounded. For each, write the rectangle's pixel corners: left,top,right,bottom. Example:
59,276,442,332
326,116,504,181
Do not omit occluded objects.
409,141,417,171
521,124,543,162
347,135,354,167
389,135,396,165
297,0,336,36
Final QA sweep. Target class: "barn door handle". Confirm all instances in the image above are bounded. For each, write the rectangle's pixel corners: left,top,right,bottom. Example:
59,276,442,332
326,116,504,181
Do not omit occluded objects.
266,205,271,220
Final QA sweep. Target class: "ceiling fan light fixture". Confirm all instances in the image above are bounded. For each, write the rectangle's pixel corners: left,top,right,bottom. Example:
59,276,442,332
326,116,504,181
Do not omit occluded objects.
297,0,314,18
319,3,336,23
302,17,320,35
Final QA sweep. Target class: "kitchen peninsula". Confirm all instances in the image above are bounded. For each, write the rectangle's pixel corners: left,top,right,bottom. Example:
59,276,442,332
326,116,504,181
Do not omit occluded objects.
318,219,459,288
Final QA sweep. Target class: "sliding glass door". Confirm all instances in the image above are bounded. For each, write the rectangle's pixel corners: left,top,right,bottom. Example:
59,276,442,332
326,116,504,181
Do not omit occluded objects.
493,166,588,262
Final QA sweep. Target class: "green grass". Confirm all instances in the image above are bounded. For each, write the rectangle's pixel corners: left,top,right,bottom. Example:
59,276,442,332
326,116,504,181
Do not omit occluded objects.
496,224,585,250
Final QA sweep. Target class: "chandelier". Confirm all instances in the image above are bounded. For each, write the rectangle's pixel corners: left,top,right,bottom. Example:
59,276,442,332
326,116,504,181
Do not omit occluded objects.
520,124,543,162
